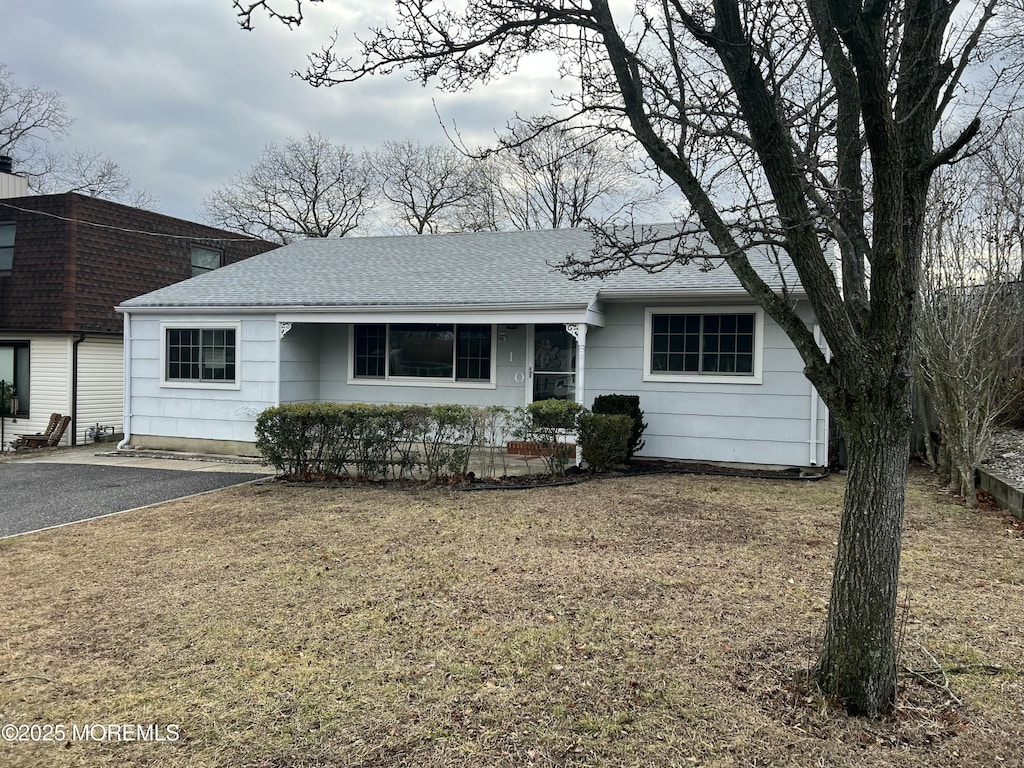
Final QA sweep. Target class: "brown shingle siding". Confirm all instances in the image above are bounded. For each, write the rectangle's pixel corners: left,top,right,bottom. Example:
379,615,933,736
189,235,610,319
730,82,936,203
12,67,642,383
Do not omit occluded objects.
0,193,277,334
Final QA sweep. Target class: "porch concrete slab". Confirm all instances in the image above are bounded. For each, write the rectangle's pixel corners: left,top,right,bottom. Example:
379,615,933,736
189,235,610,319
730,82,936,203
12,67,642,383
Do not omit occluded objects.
4,445,275,474
2,443,562,480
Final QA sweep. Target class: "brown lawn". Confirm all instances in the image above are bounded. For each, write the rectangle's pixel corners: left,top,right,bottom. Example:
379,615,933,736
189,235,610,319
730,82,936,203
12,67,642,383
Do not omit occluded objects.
0,468,1021,767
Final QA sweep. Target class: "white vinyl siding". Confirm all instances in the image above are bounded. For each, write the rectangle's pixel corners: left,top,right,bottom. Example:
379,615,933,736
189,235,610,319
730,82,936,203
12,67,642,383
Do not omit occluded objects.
2,335,71,444
130,316,276,443
586,302,828,467
75,335,124,444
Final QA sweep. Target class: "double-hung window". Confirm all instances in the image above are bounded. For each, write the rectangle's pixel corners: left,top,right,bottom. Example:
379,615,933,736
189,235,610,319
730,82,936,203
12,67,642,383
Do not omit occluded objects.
644,307,763,384
353,323,493,385
164,326,238,386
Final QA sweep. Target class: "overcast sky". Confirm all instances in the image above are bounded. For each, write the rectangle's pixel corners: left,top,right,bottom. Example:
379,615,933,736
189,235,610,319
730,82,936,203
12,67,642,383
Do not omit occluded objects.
1,0,566,223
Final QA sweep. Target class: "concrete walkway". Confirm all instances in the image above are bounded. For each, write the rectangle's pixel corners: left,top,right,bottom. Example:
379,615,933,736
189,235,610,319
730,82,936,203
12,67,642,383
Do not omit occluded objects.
4,443,277,474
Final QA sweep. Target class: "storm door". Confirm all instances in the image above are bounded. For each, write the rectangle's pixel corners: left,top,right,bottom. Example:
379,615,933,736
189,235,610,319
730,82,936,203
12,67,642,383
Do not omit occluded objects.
531,324,576,402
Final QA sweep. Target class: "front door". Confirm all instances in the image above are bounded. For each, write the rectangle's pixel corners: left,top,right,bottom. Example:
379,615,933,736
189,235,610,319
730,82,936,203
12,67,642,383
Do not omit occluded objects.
531,324,576,402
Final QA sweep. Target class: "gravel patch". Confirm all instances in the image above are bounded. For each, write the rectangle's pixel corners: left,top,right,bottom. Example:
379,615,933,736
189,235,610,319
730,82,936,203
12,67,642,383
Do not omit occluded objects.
982,428,1024,487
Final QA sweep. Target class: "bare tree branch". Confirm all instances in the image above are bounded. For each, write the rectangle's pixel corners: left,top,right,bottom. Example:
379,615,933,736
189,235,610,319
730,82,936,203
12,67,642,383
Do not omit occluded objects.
203,133,372,243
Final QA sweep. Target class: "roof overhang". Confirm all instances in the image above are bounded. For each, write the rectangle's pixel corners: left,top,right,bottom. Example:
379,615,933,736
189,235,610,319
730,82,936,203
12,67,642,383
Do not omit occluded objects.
117,302,607,327
596,287,807,302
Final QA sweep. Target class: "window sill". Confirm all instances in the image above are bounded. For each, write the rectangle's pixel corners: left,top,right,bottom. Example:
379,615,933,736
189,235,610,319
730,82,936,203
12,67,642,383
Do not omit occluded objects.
347,377,496,390
161,380,241,391
643,372,762,385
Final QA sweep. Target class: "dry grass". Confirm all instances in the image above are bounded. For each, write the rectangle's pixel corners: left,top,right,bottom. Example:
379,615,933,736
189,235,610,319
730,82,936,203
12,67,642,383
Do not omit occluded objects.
1,468,1022,767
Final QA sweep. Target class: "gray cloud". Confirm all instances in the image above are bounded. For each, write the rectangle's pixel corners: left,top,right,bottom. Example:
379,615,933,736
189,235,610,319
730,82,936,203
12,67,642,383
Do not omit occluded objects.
3,0,561,222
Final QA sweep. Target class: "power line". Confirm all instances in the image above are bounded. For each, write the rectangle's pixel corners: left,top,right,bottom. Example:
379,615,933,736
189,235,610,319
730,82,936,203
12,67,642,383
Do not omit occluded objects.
0,200,266,243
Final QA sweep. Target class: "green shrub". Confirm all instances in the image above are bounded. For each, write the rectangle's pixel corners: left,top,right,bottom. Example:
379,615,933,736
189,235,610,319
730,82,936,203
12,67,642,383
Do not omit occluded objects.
591,394,646,459
256,403,412,480
255,403,316,478
255,402,510,481
349,404,409,479
527,398,585,429
418,403,478,480
473,405,513,478
515,400,586,476
577,412,633,472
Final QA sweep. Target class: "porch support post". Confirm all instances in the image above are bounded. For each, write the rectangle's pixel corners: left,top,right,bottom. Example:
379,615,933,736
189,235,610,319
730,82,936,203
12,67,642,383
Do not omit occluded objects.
566,323,587,467
565,323,587,407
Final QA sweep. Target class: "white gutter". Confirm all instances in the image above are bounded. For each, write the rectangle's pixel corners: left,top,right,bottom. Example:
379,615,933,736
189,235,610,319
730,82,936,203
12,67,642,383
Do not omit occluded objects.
117,310,132,450
115,301,593,316
596,288,810,301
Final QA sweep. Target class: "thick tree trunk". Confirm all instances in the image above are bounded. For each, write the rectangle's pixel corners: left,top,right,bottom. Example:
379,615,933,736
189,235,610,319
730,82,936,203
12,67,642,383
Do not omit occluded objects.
814,414,911,716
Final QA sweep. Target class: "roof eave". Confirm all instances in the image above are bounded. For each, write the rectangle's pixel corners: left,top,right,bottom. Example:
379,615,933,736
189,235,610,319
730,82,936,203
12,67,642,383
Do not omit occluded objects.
596,287,807,301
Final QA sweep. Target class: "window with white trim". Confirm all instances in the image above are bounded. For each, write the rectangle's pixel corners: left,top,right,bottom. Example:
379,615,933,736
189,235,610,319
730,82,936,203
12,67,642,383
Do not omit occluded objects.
165,327,237,383
353,323,493,382
644,307,763,383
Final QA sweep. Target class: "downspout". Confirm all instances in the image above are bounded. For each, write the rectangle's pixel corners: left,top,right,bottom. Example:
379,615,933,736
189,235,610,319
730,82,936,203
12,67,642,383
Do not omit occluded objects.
71,333,86,446
808,323,821,466
1,378,6,453
117,311,132,450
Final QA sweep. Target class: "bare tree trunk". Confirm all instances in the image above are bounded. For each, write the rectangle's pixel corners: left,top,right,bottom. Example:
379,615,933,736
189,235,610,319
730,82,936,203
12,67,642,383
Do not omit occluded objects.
815,415,910,716
959,461,978,508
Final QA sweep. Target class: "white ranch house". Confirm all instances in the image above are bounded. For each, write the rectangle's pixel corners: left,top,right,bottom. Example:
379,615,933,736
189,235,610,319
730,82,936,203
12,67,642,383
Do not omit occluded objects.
116,227,830,469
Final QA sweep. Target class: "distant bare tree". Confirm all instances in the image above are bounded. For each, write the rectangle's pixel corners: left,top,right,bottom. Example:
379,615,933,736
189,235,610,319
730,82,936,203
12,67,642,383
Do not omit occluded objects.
33,149,154,207
917,163,1019,505
976,119,1024,281
0,63,72,166
367,140,486,233
204,132,372,243
0,63,151,205
915,134,1024,505
484,118,654,230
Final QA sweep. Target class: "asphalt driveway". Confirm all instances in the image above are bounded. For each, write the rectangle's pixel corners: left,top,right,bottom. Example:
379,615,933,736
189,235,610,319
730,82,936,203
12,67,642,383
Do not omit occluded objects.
0,461,266,538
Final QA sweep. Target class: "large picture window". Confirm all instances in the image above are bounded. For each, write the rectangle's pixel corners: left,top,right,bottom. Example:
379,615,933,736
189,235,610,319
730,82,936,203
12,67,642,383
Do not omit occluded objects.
644,307,763,384
353,323,492,383
165,327,237,384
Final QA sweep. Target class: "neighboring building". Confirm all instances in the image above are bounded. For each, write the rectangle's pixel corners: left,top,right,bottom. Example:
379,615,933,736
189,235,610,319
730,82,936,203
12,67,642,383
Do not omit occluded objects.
117,227,831,469
0,172,279,448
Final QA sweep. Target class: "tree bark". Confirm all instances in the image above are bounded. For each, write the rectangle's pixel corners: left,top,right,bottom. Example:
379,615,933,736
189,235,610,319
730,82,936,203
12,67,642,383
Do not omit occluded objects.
815,413,910,716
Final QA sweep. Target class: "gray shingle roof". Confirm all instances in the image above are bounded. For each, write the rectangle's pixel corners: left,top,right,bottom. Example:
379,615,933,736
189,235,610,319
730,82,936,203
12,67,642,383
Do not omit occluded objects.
119,227,806,310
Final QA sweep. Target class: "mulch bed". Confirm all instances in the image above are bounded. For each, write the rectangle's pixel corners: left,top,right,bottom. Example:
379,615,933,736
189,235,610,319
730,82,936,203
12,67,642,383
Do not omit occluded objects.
268,459,826,490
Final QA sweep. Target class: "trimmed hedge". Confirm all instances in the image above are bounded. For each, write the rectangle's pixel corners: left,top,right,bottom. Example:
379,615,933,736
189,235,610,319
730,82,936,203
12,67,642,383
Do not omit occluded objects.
577,412,633,472
255,403,421,480
256,398,642,480
591,394,646,459
256,402,536,480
